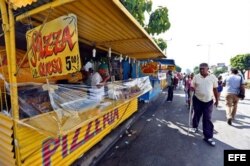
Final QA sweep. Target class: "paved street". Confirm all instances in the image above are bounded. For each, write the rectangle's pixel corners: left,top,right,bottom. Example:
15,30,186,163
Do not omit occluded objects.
97,88,250,166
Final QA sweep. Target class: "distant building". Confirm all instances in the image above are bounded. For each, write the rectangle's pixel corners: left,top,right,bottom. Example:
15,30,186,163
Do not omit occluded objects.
217,63,226,67
245,70,250,81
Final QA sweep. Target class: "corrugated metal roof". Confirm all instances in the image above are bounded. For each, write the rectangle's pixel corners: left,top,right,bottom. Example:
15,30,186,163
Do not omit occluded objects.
0,113,15,166
15,0,165,59
10,0,39,10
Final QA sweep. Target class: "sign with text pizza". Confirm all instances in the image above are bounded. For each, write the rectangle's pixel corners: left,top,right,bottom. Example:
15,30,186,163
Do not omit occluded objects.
26,14,81,78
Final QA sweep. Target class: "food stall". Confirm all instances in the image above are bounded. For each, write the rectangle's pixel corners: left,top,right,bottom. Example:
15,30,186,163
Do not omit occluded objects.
0,0,165,165
138,61,164,102
155,58,176,89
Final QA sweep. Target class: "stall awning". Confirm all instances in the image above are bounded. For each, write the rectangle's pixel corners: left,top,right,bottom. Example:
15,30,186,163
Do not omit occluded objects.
14,0,165,59
10,0,37,9
154,59,176,66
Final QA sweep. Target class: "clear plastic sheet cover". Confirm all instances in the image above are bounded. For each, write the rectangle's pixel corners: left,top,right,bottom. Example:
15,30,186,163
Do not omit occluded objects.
1,76,152,136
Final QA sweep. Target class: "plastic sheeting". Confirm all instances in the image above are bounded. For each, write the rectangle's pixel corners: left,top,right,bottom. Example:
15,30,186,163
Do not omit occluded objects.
0,76,152,137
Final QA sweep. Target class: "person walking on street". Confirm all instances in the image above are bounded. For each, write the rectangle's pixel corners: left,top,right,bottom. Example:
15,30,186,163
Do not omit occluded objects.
217,75,223,100
191,63,218,146
185,73,194,109
223,68,245,125
166,70,174,102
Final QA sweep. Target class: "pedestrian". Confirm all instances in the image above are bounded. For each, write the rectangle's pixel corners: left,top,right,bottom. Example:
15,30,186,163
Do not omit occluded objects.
185,73,194,109
166,70,174,102
191,63,218,146
173,75,179,90
217,75,223,100
223,68,245,125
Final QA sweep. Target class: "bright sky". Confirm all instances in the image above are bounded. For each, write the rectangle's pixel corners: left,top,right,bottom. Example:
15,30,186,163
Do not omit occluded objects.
152,0,250,72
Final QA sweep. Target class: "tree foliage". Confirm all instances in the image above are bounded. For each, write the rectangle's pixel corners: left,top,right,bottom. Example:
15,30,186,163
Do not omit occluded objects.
120,0,152,26
153,38,167,51
213,67,228,77
120,0,171,49
147,7,171,35
230,54,250,78
176,65,182,72
193,66,199,74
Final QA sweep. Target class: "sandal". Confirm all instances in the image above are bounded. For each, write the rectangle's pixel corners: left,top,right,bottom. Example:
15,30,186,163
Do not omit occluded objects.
204,138,216,146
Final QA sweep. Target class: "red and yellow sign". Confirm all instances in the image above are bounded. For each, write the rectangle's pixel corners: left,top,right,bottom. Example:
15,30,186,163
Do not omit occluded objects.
26,14,81,78
42,108,119,166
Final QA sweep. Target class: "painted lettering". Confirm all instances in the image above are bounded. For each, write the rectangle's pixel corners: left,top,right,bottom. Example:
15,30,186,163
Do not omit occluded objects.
38,57,62,77
43,33,53,59
42,109,120,165
30,26,76,66
95,118,101,135
61,135,68,158
62,26,75,51
42,138,60,166
84,121,95,142
114,109,119,119
70,128,83,153
103,113,109,129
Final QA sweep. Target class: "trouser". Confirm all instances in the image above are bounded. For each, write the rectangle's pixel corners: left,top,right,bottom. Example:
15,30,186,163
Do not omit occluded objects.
167,86,174,101
225,93,239,119
192,96,214,139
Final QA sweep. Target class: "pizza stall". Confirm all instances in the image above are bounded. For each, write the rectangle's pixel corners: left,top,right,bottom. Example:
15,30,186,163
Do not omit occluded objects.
0,0,165,165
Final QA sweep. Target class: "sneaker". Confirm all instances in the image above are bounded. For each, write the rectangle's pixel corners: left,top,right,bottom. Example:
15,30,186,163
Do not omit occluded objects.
204,138,216,146
227,118,232,125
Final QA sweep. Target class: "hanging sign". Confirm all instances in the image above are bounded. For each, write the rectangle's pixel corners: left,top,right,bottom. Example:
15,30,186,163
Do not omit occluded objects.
167,65,176,71
26,14,81,78
141,62,159,74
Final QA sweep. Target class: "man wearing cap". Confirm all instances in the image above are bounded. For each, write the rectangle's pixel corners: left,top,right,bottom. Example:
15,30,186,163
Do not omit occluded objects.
191,63,218,146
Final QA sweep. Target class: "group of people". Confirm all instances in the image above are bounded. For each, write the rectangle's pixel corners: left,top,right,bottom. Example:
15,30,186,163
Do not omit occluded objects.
166,63,245,146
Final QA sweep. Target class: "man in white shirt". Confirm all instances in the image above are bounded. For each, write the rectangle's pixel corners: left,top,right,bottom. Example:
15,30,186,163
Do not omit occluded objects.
191,63,218,146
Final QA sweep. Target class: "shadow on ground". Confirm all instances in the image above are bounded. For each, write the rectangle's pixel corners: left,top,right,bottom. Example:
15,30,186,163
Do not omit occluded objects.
97,89,246,166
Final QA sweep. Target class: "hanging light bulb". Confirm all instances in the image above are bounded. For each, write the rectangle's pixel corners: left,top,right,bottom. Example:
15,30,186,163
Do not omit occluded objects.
108,47,112,57
92,48,96,57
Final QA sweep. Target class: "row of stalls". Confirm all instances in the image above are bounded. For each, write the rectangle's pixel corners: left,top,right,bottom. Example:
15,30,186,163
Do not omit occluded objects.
139,59,176,102
0,0,168,165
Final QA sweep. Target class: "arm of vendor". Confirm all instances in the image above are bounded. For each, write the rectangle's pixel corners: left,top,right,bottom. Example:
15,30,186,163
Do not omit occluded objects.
91,65,110,87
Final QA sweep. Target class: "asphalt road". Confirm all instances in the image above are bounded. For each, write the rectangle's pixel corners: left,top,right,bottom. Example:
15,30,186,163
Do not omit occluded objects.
97,88,250,166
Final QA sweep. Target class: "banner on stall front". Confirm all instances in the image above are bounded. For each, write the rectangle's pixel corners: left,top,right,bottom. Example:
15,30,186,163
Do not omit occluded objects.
26,14,81,78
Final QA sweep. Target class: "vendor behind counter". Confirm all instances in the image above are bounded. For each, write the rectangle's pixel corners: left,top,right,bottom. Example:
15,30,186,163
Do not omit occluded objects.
85,63,110,101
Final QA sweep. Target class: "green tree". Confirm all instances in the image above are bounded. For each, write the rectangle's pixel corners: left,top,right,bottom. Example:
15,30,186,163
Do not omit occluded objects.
147,7,171,35
230,54,250,78
153,38,167,51
176,65,182,72
213,67,228,77
193,66,199,74
120,0,171,49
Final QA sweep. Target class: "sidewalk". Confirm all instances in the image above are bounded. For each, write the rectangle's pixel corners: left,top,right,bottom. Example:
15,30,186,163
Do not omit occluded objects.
97,89,250,166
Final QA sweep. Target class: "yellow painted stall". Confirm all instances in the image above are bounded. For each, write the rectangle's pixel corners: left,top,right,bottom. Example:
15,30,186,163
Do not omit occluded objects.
0,0,165,165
